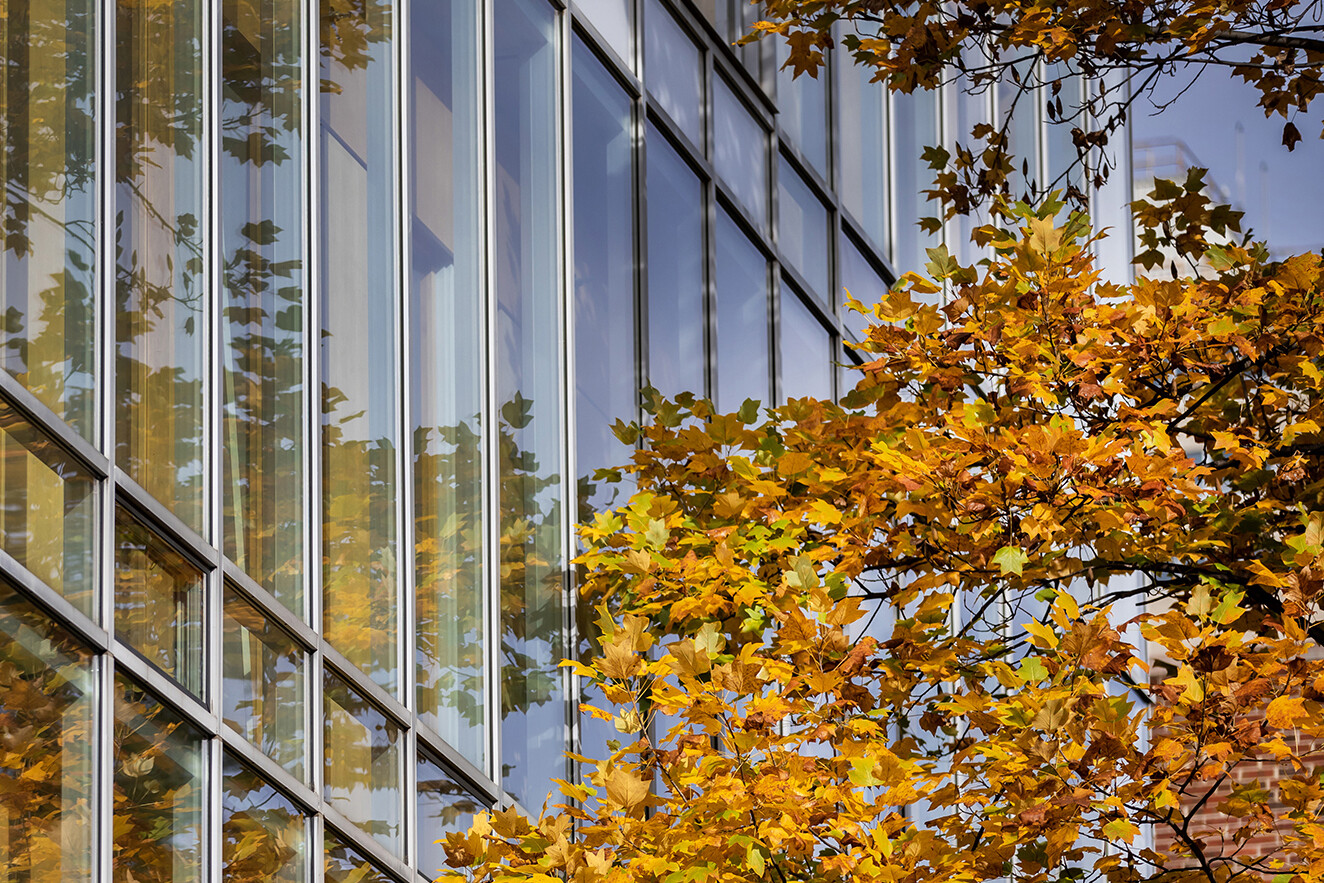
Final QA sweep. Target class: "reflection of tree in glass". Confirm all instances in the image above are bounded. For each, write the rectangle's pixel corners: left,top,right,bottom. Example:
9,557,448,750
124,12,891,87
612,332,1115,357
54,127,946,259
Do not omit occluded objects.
220,0,308,610
0,1,97,433
415,416,485,741
113,677,204,883
496,393,565,788
222,758,304,883
0,585,94,879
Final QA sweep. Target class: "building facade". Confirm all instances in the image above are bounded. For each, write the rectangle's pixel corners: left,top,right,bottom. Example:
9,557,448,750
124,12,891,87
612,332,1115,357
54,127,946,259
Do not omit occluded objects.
0,0,1131,880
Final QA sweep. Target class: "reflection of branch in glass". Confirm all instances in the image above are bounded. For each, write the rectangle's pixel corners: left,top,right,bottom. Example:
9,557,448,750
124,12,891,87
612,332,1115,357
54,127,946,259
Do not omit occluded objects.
113,676,205,883
0,585,95,877
0,1,97,433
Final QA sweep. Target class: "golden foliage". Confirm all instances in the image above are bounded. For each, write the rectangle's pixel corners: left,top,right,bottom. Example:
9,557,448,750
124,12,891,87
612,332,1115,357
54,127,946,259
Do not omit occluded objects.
441,199,1324,883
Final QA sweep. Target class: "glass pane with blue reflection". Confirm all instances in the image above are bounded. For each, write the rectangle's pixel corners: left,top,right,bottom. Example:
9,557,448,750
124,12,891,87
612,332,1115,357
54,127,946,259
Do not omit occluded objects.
776,38,828,175
713,77,768,230
891,89,943,277
714,210,770,411
494,0,566,809
780,283,833,402
836,53,889,251
644,0,703,147
646,127,705,400
838,233,887,343
417,754,483,879
777,156,830,301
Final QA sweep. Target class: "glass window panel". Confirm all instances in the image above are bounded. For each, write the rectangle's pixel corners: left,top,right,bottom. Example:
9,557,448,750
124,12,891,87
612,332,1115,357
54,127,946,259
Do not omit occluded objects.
949,88,989,264
0,399,96,615
324,673,401,855
780,283,833,402
776,38,828,175
998,60,1042,199
325,834,392,883
645,127,704,399
113,676,205,883
579,0,633,69
1045,62,1084,192
644,0,702,147
222,757,306,883
573,37,635,515
835,52,888,250
714,210,769,411
0,1,98,438
115,0,207,533
891,89,942,277
320,0,399,695
114,509,205,696
0,582,95,878
572,40,636,769
713,78,768,230
494,0,566,807
221,0,306,616
222,588,306,781
838,234,886,342
417,755,483,879
410,0,487,768
777,157,829,300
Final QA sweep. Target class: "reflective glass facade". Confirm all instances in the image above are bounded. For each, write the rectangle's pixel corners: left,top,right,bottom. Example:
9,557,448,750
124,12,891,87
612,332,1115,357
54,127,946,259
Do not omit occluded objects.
0,0,1130,879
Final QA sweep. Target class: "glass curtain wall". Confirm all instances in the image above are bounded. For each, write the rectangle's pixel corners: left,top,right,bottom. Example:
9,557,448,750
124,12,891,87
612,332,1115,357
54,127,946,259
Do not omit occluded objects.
572,34,636,768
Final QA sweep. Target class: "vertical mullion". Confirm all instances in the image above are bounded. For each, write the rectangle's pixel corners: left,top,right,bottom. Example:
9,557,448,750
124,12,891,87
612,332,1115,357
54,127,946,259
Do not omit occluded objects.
396,0,417,869
205,0,223,871
557,0,576,798
205,0,225,869
481,0,502,791
97,1,116,879
702,47,717,402
306,0,327,878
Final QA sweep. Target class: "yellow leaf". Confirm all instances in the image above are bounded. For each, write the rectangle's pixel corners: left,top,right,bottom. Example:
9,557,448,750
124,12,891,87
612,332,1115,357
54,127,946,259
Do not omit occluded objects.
604,768,650,816
1266,695,1310,730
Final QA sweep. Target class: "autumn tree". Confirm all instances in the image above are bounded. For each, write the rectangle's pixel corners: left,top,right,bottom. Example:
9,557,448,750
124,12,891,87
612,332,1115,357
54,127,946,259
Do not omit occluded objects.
434,179,1324,883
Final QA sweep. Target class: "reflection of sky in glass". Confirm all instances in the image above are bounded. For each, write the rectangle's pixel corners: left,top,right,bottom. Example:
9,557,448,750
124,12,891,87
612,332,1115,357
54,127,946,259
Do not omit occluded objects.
324,674,401,855
1133,67,1324,258
222,589,306,781
644,0,702,146
713,76,769,229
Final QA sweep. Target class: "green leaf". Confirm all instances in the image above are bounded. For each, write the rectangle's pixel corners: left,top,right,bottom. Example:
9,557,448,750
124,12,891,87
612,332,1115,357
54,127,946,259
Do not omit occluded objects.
993,546,1029,576
645,519,669,549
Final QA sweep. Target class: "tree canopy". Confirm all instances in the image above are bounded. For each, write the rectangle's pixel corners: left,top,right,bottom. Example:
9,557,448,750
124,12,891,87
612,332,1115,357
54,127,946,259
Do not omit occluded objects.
437,182,1324,880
